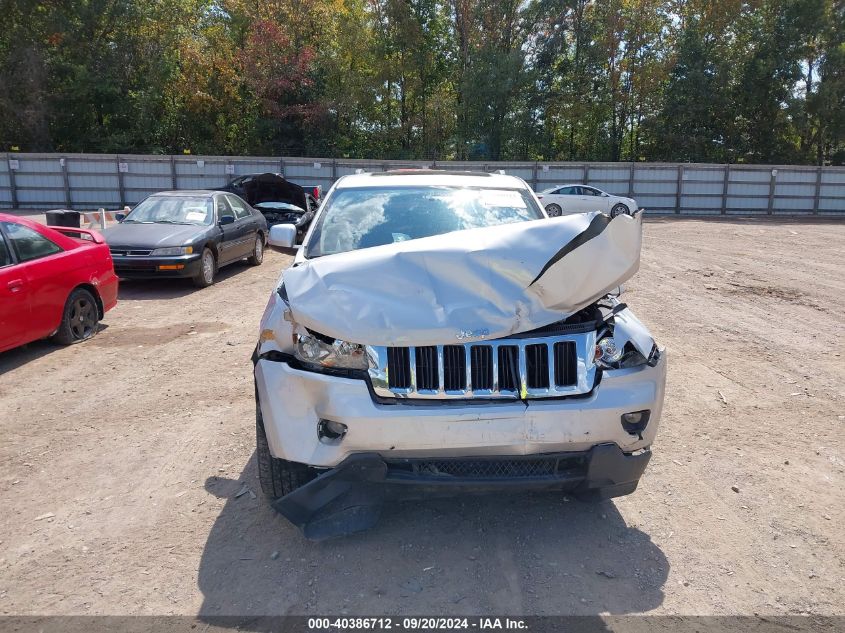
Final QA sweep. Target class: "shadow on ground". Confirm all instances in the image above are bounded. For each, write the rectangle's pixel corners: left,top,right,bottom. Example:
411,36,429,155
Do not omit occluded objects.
0,324,110,373
117,262,253,301
197,454,668,621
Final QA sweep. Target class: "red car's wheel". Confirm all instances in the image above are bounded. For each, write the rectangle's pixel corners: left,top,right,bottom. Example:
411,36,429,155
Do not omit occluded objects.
52,288,100,345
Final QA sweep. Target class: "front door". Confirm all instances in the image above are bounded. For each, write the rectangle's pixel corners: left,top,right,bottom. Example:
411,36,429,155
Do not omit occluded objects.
557,186,584,212
1,221,69,342
0,227,27,351
578,187,608,213
216,197,241,264
225,194,258,259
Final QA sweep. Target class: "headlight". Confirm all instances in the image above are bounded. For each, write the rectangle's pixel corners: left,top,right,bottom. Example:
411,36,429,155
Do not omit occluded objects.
151,246,193,256
595,336,647,369
294,328,368,370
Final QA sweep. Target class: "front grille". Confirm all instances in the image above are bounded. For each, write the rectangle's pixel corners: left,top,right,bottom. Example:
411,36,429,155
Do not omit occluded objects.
554,341,577,387
374,332,594,400
498,345,519,392
470,345,493,390
526,344,549,389
415,346,438,390
109,248,152,257
386,453,588,480
443,345,466,392
386,347,411,389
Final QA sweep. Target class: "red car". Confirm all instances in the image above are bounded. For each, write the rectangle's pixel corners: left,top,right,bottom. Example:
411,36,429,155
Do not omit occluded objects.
0,213,119,353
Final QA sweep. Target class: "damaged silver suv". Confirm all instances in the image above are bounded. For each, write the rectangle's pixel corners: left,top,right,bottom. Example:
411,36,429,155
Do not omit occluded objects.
253,170,666,539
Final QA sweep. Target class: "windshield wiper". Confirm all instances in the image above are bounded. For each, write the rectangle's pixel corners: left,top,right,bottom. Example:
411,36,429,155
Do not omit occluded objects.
155,220,192,225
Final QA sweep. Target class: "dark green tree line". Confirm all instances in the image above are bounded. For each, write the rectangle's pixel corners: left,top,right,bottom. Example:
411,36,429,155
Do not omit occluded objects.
1,0,842,163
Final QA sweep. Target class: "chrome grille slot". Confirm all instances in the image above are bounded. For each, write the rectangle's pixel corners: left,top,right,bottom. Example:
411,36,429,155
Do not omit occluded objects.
415,346,438,391
497,346,519,393
443,345,467,392
387,347,411,389
554,341,577,386
470,345,493,390
368,330,595,400
526,344,549,389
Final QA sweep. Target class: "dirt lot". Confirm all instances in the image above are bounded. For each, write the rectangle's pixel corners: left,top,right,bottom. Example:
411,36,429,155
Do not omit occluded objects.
0,217,843,618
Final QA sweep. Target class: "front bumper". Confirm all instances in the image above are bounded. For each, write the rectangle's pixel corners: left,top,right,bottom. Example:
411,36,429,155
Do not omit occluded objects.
112,253,202,279
275,444,651,540
253,349,667,468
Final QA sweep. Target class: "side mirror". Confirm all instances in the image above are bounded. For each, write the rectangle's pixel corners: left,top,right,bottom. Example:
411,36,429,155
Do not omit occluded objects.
115,213,126,222
219,215,235,226
268,224,298,254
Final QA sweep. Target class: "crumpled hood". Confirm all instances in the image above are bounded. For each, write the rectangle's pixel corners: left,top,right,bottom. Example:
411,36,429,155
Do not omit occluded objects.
283,211,642,346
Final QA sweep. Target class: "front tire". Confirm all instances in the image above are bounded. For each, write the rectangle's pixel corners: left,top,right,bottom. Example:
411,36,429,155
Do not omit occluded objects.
256,404,315,498
192,248,215,288
52,288,100,345
247,234,264,266
545,203,563,217
610,203,630,218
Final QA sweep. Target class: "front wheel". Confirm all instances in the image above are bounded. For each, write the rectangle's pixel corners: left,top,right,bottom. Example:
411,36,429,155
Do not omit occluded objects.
610,203,630,218
545,203,562,217
192,248,215,288
247,234,264,266
52,288,100,345
256,404,316,498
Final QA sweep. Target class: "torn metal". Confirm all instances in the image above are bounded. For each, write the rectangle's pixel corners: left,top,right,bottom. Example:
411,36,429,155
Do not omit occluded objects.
282,210,643,347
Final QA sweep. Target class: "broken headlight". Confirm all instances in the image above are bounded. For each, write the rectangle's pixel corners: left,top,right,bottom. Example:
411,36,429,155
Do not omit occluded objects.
294,327,368,370
595,336,648,370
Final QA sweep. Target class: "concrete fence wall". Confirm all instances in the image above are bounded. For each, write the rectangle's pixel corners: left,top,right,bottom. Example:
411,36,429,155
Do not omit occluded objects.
2,153,844,215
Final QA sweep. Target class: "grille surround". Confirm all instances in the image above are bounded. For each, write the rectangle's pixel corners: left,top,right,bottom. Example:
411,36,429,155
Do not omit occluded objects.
369,331,596,400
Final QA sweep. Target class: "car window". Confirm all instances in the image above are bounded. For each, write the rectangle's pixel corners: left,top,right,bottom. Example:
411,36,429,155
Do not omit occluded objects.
125,196,213,225
0,230,12,267
226,195,252,219
216,196,233,221
580,187,601,196
307,186,543,258
2,222,62,263
559,186,578,195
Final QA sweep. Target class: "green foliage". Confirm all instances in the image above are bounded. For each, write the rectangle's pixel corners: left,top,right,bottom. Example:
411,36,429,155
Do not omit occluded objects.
0,0,842,164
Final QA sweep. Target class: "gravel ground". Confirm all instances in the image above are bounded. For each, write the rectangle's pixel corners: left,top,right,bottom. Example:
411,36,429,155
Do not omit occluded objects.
0,217,843,617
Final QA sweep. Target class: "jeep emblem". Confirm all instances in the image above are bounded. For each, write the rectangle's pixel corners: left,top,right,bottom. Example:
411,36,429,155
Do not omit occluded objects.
456,328,489,341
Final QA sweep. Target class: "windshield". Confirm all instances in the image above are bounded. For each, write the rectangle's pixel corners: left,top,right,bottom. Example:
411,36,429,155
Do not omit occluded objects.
125,196,214,225
306,186,543,258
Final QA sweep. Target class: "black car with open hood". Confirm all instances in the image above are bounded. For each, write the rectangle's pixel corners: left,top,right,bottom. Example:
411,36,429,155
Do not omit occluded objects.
217,173,318,239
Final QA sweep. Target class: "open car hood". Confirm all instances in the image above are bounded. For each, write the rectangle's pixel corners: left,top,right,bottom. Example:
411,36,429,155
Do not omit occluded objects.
244,173,307,209
283,211,643,347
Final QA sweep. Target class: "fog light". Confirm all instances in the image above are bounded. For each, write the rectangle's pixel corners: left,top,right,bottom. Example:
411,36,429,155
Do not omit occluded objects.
621,409,650,434
317,419,347,443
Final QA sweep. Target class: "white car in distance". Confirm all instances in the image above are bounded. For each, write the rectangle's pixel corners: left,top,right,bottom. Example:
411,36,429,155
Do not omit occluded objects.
538,184,638,218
